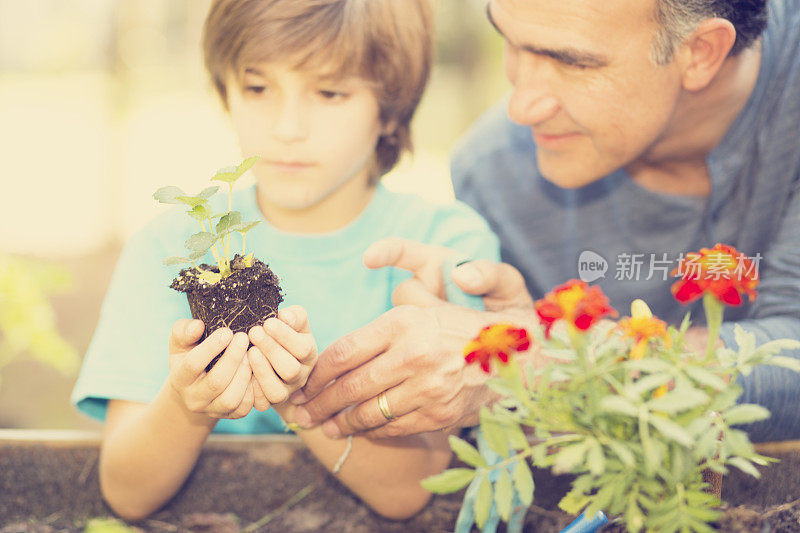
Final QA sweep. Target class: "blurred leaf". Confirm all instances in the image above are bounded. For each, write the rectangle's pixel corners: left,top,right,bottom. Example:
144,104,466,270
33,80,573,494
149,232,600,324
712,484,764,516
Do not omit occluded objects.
475,475,492,529
647,388,709,415
724,404,771,426
198,185,220,199
684,366,727,391
83,518,138,533
421,468,476,494
512,460,534,507
600,396,638,417
216,211,243,235
163,256,191,266
494,468,513,522
553,440,589,474
649,416,692,447
449,436,486,468
728,456,761,478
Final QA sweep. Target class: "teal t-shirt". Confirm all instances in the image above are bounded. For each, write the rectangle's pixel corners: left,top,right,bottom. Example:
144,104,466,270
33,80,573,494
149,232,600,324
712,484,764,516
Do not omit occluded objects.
70,183,500,433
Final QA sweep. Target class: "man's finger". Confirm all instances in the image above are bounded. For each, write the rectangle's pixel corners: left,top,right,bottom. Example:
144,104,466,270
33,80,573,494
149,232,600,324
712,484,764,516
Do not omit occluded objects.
360,411,435,440
295,346,409,427
451,260,535,310
391,278,446,308
299,314,393,399
363,237,451,273
169,319,205,354
323,385,416,437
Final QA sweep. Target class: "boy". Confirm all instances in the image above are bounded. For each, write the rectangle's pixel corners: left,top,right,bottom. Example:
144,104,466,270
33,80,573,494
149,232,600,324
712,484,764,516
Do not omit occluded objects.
71,0,499,522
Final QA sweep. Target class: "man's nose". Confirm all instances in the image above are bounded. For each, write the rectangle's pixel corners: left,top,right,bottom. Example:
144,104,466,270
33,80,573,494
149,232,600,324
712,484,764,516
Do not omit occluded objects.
272,97,308,143
506,58,560,126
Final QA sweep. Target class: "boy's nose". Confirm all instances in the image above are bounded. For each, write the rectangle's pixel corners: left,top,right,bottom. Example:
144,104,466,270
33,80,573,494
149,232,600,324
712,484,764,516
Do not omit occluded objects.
271,100,309,143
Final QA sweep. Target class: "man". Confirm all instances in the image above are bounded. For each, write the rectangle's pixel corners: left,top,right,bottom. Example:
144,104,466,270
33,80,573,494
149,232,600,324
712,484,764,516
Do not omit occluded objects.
288,0,800,443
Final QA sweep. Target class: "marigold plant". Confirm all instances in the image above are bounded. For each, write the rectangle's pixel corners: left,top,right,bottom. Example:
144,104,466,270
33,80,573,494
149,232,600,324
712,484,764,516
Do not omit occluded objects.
423,244,800,533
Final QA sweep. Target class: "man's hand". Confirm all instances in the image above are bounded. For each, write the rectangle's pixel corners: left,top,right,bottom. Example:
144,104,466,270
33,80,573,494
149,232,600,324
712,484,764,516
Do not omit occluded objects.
167,320,255,420
363,237,534,311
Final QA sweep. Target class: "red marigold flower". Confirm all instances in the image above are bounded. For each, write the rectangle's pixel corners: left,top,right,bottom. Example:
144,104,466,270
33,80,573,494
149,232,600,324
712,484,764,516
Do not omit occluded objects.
670,244,759,306
464,324,530,373
534,279,617,338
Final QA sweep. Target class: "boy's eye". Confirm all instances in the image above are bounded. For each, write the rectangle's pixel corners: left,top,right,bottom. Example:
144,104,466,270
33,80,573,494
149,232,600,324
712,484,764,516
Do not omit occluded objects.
244,85,267,95
318,90,348,101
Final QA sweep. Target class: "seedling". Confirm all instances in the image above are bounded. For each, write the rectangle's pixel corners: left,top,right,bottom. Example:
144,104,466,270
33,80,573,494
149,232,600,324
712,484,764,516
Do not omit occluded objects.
153,156,261,284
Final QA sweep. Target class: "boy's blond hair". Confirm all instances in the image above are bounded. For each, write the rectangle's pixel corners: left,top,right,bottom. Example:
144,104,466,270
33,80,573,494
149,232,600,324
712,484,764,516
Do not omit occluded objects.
203,0,434,181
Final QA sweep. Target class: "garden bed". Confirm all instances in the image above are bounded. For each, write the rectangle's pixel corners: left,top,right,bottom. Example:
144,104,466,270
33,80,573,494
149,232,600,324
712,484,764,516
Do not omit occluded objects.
2,430,800,532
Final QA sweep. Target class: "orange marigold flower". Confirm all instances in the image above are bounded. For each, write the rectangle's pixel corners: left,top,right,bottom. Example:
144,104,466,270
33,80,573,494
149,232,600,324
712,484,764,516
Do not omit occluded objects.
671,243,759,306
464,324,530,373
534,279,617,338
619,300,670,360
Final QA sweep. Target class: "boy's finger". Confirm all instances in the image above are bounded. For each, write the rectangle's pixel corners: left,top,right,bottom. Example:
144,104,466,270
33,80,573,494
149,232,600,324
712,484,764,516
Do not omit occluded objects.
263,318,316,364
250,326,304,384
174,327,233,388
169,319,205,354
252,376,271,412
248,347,293,404
196,331,248,398
207,352,252,416
277,306,310,334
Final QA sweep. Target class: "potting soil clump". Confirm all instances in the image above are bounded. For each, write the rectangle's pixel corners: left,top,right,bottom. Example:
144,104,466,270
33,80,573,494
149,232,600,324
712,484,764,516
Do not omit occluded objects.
170,254,283,370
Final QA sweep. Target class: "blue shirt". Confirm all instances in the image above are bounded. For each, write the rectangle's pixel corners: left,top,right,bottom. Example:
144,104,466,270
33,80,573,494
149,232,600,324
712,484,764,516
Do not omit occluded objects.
451,0,800,441
71,183,499,433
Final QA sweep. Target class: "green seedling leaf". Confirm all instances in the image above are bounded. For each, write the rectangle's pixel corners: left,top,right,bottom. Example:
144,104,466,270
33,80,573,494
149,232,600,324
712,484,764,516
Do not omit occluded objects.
512,460,534,507
216,211,243,235
198,270,222,284
163,256,191,266
724,403,771,426
586,438,606,476
235,220,262,234
153,186,186,204
199,185,220,199
176,195,210,208
420,468,476,493
449,435,486,468
243,252,255,268
185,232,216,252
188,204,211,221
608,440,635,468
553,440,589,473
211,165,239,184
495,468,513,522
238,155,260,174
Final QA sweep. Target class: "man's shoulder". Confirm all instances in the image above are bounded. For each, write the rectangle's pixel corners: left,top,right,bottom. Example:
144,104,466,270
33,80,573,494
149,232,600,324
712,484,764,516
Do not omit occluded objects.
451,100,535,175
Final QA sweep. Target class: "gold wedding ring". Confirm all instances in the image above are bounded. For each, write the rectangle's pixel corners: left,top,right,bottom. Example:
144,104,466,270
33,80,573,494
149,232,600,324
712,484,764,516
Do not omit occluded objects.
377,391,395,421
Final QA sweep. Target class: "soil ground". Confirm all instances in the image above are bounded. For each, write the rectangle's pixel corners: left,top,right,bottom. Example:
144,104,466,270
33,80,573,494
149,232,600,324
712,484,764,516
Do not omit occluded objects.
3,434,800,532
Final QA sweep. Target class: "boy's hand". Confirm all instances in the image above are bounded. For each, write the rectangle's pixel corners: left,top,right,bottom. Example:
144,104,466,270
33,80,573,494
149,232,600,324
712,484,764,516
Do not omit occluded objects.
247,306,318,406
167,319,255,420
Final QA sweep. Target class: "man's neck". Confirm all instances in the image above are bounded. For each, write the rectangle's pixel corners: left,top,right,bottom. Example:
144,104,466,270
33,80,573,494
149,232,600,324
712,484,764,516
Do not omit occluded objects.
626,43,762,196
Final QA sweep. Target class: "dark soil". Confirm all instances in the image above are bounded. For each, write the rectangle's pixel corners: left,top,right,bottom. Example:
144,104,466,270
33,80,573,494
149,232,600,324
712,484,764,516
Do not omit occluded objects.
4,437,800,532
171,255,283,371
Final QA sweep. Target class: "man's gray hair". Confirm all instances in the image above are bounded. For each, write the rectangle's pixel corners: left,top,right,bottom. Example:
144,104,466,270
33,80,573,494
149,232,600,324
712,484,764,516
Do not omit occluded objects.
651,0,769,65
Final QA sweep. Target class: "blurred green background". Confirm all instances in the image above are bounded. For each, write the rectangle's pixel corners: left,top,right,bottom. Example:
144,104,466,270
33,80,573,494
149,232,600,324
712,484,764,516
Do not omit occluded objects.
0,0,510,429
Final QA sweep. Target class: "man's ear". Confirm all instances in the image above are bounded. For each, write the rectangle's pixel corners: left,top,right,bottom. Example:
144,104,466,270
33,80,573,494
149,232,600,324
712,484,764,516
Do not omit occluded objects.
679,18,737,92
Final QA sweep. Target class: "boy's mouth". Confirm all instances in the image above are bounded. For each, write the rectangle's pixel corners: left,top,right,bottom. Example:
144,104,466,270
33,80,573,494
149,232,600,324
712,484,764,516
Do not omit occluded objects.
267,160,316,172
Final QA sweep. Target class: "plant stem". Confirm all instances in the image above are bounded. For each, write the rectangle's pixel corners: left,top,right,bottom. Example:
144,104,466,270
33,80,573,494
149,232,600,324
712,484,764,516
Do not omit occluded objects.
703,293,724,362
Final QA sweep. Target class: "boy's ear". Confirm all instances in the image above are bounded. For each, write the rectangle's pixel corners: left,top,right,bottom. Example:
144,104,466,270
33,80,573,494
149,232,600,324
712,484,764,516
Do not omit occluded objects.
381,119,399,136
678,17,737,92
